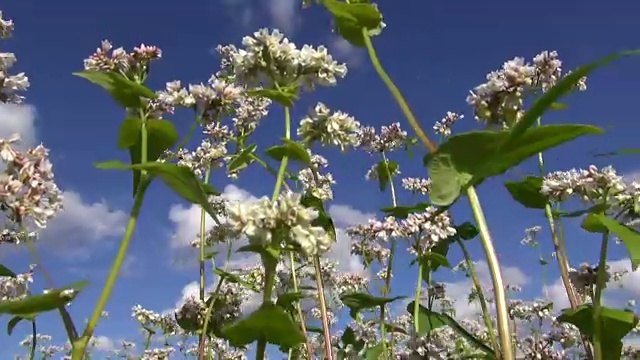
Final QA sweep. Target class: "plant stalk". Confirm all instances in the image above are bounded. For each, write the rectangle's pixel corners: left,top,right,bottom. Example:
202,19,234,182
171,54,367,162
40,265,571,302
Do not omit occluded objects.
197,169,212,360
457,239,499,354
466,186,514,360
592,231,610,360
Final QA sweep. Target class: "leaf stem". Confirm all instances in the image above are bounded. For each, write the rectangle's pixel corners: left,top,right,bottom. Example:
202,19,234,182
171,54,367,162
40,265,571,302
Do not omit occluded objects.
379,152,398,358
197,169,212,360
466,186,514,360
72,118,151,360
457,238,499,354
362,30,437,153
413,260,424,336
592,230,610,359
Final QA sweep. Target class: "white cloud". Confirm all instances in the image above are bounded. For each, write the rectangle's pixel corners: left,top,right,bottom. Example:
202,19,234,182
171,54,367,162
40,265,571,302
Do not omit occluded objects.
442,261,529,319
328,37,364,68
0,103,37,146
42,191,128,260
91,335,115,352
266,0,300,35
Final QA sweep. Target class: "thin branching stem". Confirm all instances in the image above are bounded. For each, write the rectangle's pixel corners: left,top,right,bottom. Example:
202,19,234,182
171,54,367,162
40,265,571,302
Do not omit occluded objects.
593,231,610,359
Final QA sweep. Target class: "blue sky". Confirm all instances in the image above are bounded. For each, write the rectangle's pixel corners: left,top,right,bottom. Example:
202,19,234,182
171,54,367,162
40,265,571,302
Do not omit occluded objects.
2,0,640,357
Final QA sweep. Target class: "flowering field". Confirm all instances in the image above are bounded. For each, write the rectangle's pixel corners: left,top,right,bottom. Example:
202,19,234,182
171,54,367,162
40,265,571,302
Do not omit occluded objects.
1,1,640,360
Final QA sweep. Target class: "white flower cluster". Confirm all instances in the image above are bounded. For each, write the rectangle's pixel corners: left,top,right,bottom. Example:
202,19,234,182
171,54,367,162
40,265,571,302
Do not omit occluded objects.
357,122,408,153
467,50,587,128
227,191,333,256
298,102,361,150
216,28,347,90
0,11,29,104
433,111,463,136
298,153,335,201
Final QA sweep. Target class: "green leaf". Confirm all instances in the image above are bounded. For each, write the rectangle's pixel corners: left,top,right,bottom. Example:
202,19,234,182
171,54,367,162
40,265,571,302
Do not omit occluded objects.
212,268,259,292
220,303,305,348
276,292,308,314
129,119,179,195
380,202,431,219
94,161,220,219
0,281,88,317
73,70,157,108
595,148,640,158
117,117,143,149
505,50,640,145
322,0,383,47
593,215,640,271
340,293,405,319
227,144,258,173
247,87,298,107
558,304,638,359
364,343,385,360
341,326,365,351
265,139,311,165
550,203,609,219
580,213,608,234
407,301,495,357
427,125,603,206
0,264,16,278
7,315,33,335
455,222,479,240
375,160,398,192
419,251,451,276
504,176,548,209
300,194,337,242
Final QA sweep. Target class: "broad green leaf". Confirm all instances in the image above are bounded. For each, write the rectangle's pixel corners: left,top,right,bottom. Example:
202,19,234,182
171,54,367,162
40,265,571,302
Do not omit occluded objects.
504,176,548,209
73,70,156,108
0,281,88,316
220,303,305,348
247,87,298,107
407,301,495,357
455,222,479,240
580,213,608,234
375,160,398,192
94,161,219,218
265,139,311,165
128,119,179,195
427,125,603,206
380,202,431,219
594,215,640,270
0,264,16,278
227,144,258,173
322,0,383,47
212,268,259,292
364,343,384,360
340,293,405,319
505,50,640,145
117,117,143,149
558,304,638,359
300,194,337,242
595,148,640,158
341,326,365,351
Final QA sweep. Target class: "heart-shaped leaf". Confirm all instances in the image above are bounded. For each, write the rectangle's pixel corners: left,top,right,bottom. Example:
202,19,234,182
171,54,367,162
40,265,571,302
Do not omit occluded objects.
504,176,548,209
74,70,157,108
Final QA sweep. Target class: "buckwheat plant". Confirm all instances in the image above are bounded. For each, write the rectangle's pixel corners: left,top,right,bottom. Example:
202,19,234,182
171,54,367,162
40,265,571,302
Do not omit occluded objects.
2,2,640,360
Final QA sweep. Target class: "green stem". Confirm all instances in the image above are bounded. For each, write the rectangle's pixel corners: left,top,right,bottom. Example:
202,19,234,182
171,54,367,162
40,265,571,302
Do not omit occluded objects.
466,186,513,360
271,107,291,200
72,119,150,360
362,30,436,153
313,256,334,359
197,169,211,360
413,260,424,335
379,153,398,358
29,320,37,360
288,252,313,360
143,330,154,352
592,231,610,360
535,117,593,359
457,239,499,354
